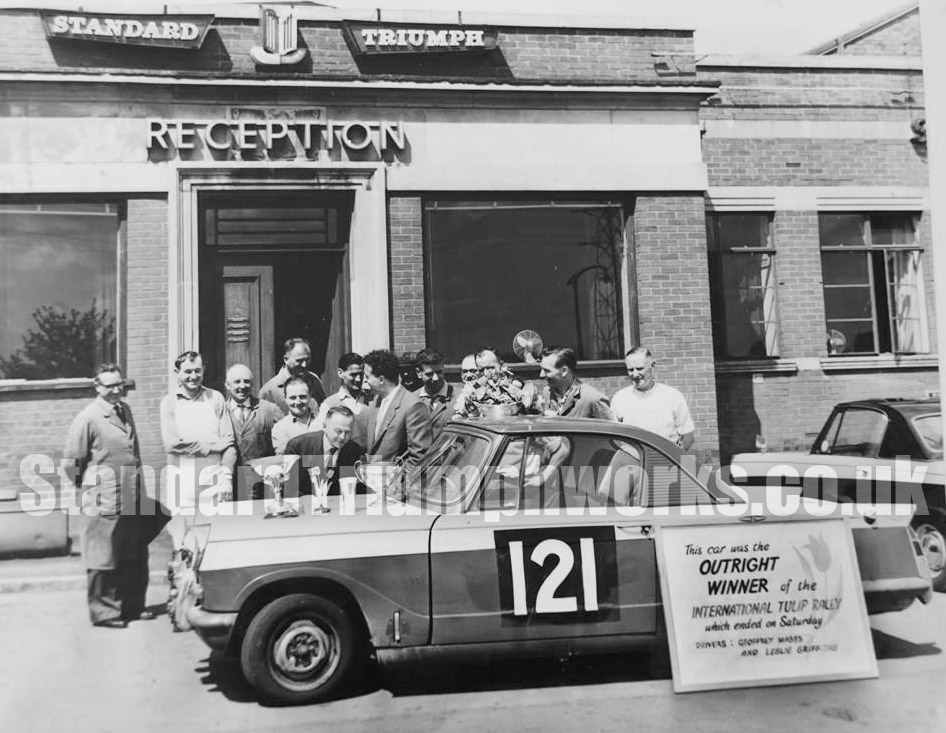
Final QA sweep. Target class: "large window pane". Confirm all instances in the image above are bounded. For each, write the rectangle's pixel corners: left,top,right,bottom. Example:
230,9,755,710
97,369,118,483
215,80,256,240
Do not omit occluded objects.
0,203,120,379
706,213,778,359
425,201,624,363
819,213,928,356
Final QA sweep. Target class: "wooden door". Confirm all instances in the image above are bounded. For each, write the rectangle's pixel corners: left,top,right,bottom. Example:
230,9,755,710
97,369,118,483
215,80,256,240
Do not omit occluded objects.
222,265,275,386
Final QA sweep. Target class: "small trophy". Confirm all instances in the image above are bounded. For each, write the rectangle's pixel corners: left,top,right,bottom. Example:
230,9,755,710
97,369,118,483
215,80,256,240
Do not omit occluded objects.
263,465,298,518
309,466,330,514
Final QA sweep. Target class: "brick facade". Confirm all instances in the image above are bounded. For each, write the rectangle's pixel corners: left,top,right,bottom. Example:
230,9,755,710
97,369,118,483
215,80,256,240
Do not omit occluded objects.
819,7,921,57
632,195,720,463
388,196,426,354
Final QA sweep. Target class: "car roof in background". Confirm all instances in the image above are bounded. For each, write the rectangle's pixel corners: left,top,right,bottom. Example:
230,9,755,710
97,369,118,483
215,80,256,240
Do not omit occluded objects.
838,398,940,418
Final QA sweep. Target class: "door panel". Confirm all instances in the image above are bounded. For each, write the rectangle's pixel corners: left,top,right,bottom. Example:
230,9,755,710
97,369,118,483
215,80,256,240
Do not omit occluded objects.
429,511,657,645
222,265,274,386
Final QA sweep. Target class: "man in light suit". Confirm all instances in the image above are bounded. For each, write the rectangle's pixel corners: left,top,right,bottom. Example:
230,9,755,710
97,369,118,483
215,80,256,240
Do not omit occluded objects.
363,349,432,470
285,406,364,496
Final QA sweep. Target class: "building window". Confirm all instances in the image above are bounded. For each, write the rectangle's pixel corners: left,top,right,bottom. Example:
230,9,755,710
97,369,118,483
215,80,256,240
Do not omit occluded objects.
424,199,625,363
819,213,929,356
0,202,123,380
706,213,778,359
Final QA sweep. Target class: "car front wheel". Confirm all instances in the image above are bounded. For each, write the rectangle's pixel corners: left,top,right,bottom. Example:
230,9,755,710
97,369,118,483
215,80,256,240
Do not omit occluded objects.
913,520,946,592
240,593,364,705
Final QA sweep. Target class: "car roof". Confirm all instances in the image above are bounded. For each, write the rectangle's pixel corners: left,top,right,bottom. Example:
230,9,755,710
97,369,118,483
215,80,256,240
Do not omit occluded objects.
446,416,682,450
837,398,940,417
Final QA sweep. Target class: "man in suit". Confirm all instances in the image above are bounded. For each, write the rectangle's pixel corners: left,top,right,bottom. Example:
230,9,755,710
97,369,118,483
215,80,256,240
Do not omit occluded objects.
64,363,157,628
224,363,283,499
363,349,432,470
260,337,327,416
538,346,614,420
285,406,364,496
414,347,455,442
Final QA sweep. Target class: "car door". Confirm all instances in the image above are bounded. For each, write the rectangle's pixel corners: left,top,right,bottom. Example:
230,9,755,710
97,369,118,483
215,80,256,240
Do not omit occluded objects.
428,432,658,645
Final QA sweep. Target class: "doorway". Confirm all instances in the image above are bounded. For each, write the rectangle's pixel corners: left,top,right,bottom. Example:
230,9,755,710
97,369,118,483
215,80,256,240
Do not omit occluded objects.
197,190,353,394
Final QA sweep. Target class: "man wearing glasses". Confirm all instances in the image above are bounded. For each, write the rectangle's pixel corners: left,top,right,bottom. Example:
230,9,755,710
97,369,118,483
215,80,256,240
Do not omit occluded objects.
64,363,157,628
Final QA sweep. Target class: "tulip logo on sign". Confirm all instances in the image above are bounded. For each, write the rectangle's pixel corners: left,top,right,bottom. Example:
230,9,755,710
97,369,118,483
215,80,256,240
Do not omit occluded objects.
250,5,307,66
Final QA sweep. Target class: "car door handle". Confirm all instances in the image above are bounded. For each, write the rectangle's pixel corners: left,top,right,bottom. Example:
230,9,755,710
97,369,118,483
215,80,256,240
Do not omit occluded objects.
617,525,652,537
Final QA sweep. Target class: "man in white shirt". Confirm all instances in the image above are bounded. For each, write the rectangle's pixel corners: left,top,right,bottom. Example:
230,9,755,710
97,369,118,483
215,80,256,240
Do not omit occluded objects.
611,346,695,451
314,352,368,449
272,377,319,454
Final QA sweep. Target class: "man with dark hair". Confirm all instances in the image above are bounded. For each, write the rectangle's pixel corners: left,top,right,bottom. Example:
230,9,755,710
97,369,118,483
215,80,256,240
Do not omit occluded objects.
612,346,695,451
271,376,319,454
315,352,368,449
160,350,235,550
285,405,364,496
414,347,455,441
538,346,614,420
65,363,155,627
399,351,423,392
260,337,327,415
364,349,432,469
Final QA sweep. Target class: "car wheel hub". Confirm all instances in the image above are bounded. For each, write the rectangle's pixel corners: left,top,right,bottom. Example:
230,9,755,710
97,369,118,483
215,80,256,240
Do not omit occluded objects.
916,525,946,574
272,621,334,676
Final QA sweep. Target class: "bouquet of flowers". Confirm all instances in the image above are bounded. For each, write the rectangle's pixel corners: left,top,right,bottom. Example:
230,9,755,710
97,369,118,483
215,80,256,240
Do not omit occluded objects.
458,367,537,418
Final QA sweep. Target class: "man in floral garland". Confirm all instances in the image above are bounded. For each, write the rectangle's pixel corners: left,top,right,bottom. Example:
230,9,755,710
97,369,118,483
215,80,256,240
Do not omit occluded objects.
538,346,614,420
453,348,536,418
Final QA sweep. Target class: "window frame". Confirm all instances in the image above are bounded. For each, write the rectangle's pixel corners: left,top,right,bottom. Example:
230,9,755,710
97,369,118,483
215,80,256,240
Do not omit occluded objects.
705,211,780,360
0,197,127,385
421,194,631,366
819,212,929,357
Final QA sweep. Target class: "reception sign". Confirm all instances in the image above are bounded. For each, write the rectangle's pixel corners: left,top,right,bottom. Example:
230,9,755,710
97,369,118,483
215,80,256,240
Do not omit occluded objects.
656,519,877,692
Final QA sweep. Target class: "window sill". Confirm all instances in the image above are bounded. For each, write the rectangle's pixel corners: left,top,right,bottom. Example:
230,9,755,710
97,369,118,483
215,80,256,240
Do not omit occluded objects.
715,359,798,375
820,355,939,372
0,378,137,394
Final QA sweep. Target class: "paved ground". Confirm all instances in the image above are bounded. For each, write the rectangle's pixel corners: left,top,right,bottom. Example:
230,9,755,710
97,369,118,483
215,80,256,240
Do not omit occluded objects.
0,583,943,733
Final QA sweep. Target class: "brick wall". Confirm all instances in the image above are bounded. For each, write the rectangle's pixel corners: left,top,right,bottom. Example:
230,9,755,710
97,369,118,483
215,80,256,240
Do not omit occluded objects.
826,8,921,56
632,195,719,462
0,10,697,84
388,196,425,353
772,210,828,357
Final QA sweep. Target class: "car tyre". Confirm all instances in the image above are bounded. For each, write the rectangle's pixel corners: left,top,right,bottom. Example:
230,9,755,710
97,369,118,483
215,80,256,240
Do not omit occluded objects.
913,520,946,592
241,593,364,705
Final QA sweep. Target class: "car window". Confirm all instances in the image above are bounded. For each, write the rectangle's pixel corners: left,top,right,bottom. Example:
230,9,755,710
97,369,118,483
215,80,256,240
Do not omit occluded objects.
815,408,887,457
913,414,943,456
403,431,491,509
478,437,528,511
643,446,714,507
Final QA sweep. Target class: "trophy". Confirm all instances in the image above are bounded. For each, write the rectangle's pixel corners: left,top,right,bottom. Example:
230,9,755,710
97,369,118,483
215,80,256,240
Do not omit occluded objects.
309,466,330,514
263,465,298,518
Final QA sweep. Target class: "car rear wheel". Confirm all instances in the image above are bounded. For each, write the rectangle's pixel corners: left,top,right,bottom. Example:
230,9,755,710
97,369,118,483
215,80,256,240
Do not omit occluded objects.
913,520,946,592
240,593,364,705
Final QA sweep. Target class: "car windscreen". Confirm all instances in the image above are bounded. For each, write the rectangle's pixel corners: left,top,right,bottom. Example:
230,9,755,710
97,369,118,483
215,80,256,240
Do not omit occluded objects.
402,431,492,510
912,414,943,457
814,408,887,457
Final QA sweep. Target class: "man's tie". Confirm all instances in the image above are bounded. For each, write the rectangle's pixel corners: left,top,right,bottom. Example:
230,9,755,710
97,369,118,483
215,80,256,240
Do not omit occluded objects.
114,403,126,425
325,447,339,472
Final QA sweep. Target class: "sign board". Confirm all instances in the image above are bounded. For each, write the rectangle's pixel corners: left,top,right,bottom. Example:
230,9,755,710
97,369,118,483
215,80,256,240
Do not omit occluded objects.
343,22,498,55
656,519,877,692
40,12,214,49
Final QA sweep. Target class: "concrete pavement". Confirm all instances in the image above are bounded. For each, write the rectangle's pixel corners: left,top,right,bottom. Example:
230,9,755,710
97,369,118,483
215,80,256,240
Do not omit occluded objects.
0,529,173,593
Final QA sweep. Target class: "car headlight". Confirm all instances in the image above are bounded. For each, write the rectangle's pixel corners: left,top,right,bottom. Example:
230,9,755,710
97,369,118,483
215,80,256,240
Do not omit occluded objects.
182,523,211,569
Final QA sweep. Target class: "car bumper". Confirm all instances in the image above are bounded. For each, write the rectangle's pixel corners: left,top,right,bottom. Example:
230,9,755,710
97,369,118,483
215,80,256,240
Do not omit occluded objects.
862,577,933,614
186,606,238,652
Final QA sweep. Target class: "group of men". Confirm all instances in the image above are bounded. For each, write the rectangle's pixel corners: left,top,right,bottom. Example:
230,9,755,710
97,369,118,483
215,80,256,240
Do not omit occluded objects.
63,338,693,628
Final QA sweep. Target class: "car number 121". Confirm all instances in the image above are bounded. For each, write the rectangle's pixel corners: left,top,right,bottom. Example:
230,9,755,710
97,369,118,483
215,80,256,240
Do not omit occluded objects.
494,527,618,620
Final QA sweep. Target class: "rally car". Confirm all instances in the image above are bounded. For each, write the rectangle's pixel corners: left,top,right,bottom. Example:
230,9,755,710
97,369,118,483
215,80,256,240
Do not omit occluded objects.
174,417,932,705
729,398,945,590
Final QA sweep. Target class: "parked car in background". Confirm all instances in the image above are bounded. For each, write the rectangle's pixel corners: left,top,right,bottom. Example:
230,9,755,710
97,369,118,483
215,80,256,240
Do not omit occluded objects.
730,398,945,590
173,417,933,705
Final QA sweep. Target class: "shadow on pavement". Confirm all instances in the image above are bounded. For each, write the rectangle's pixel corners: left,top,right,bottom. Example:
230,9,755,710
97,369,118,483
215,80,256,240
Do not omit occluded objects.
871,629,941,660
196,647,669,705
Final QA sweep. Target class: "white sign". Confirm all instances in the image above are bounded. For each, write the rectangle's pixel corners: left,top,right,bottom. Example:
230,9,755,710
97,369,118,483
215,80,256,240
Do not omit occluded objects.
656,519,877,692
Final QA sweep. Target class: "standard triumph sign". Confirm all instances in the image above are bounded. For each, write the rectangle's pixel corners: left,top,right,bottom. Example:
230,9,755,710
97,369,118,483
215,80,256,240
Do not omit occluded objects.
41,12,214,49
656,519,877,692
